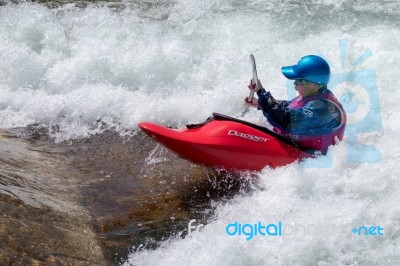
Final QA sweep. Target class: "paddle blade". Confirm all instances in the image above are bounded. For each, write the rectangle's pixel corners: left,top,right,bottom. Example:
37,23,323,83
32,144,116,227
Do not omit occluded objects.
249,54,259,102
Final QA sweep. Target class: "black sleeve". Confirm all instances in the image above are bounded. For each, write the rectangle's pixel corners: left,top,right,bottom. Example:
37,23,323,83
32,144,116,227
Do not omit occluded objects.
256,89,291,129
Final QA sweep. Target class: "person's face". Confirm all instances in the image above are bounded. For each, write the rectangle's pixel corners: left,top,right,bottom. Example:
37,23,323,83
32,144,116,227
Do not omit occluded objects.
294,80,319,96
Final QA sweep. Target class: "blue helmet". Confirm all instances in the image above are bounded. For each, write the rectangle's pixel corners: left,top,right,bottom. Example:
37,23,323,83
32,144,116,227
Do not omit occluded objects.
281,55,330,85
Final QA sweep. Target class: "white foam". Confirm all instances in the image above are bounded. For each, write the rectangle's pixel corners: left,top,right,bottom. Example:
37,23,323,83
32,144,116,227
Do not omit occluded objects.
126,141,400,265
1,2,398,140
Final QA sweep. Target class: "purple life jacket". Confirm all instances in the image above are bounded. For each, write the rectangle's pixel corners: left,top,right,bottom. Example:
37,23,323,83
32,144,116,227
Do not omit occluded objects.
273,92,347,152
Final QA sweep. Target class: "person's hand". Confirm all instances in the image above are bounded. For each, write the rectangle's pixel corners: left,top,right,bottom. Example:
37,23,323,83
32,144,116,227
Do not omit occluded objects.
244,96,258,108
247,79,264,93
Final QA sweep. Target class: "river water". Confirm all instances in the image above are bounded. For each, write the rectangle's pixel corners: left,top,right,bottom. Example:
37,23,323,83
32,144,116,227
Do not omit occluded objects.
1,0,400,265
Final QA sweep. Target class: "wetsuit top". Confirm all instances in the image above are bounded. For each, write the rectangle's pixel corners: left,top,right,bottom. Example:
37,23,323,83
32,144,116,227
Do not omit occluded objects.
256,87,347,152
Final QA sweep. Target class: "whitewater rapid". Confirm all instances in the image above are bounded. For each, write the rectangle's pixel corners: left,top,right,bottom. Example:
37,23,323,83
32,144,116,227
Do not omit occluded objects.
1,0,400,265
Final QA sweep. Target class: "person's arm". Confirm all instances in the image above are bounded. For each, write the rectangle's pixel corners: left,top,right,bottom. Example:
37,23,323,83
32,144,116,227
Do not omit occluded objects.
256,89,291,129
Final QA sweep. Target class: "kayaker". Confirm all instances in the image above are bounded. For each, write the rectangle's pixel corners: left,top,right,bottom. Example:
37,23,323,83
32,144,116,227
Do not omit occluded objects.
245,55,346,153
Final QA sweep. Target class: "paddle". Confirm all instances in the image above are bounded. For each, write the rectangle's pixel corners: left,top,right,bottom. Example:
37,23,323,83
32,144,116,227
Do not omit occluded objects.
249,54,259,102
241,54,259,116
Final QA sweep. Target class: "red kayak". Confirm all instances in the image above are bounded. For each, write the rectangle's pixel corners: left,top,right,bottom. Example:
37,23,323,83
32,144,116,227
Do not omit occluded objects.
138,113,315,171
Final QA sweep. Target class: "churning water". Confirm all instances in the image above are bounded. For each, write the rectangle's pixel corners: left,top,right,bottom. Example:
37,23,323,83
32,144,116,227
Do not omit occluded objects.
1,0,400,265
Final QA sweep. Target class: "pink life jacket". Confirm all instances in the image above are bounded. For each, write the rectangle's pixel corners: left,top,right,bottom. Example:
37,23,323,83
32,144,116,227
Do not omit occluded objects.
273,92,347,152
